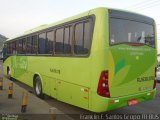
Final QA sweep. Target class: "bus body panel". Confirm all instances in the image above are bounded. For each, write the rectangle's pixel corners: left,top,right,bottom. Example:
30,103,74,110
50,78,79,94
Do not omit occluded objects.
57,80,89,109
90,89,156,112
4,56,92,110
88,8,110,110
109,45,156,97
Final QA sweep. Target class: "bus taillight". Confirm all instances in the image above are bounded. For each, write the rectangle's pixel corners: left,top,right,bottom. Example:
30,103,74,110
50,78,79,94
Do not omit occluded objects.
97,70,110,98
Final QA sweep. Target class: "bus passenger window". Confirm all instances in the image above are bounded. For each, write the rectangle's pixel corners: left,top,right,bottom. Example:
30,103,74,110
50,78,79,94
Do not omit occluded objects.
74,20,92,55
32,35,38,54
47,31,54,54
7,43,12,54
84,21,92,54
12,42,16,54
18,39,23,54
74,23,84,54
64,27,72,54
16,41,19,54
22,38,26,54
26,37,32,54
55,28,64,54
38,33,46,54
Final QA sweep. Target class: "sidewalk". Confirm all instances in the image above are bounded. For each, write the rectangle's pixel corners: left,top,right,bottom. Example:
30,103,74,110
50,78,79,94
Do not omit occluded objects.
0,77,53,114
0,76,73,120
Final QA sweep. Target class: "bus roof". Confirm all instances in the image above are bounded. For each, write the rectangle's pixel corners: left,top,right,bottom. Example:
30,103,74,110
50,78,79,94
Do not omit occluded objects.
6,7,154,42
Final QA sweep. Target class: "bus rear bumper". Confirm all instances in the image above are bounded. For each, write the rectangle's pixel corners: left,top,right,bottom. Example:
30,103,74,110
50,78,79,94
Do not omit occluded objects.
90,89,156,112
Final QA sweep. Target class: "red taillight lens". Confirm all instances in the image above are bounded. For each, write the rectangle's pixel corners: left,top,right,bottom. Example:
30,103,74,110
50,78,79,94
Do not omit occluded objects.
97,70,110,98
153,67,157,89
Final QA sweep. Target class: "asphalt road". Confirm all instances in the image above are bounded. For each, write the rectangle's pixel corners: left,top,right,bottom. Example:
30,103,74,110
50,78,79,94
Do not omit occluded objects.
13,79,160,119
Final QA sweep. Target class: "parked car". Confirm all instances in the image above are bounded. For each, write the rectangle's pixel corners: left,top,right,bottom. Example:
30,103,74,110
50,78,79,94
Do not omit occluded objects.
157,67,160,83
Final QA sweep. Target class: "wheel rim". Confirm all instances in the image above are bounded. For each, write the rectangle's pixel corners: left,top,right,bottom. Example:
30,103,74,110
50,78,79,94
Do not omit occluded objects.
35,80,41,95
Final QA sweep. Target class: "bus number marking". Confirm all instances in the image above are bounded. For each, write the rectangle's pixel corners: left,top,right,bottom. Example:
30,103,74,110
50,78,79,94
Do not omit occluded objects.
137,76,154,82
50,68,61,74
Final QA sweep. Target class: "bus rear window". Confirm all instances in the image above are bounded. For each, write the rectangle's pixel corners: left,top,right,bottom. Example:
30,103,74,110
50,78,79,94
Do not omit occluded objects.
110,18,155,47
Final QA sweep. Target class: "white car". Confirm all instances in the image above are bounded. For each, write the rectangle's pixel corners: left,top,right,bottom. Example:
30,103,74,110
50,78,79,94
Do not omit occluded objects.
157,67,160,82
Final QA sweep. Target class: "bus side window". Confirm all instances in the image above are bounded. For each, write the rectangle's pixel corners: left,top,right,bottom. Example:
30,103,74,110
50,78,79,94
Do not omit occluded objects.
10,43,12,54
32,35,38,54
38,33,46,54
19,39,23,54
26,37,32,54
7,43,11,54
12,42,16,54
55,28,64,54
22,38,26,54
16,40,19,54
46,31,54,55
84,21,92,54
74,22,84,54
74,20,92,55
64,27,72,54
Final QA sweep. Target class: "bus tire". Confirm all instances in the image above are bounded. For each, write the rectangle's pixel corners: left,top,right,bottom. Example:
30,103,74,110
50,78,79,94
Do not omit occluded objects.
34,76,44,99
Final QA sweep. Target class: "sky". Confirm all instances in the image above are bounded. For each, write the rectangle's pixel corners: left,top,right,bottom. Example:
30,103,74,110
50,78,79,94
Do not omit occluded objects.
0,0,159,53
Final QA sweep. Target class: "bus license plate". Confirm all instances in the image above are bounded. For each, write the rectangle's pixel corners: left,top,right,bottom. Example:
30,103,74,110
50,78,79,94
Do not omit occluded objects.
128,99,139,106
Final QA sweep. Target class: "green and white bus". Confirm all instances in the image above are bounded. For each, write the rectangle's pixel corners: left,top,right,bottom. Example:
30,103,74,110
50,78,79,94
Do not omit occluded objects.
4,7,157,112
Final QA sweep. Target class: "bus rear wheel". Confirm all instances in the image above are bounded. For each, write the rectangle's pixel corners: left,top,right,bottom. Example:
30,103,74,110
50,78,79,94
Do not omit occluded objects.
34,76,44,99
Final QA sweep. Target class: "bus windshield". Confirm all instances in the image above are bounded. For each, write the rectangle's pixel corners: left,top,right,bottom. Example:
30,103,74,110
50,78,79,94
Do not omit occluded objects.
110,18,155,47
